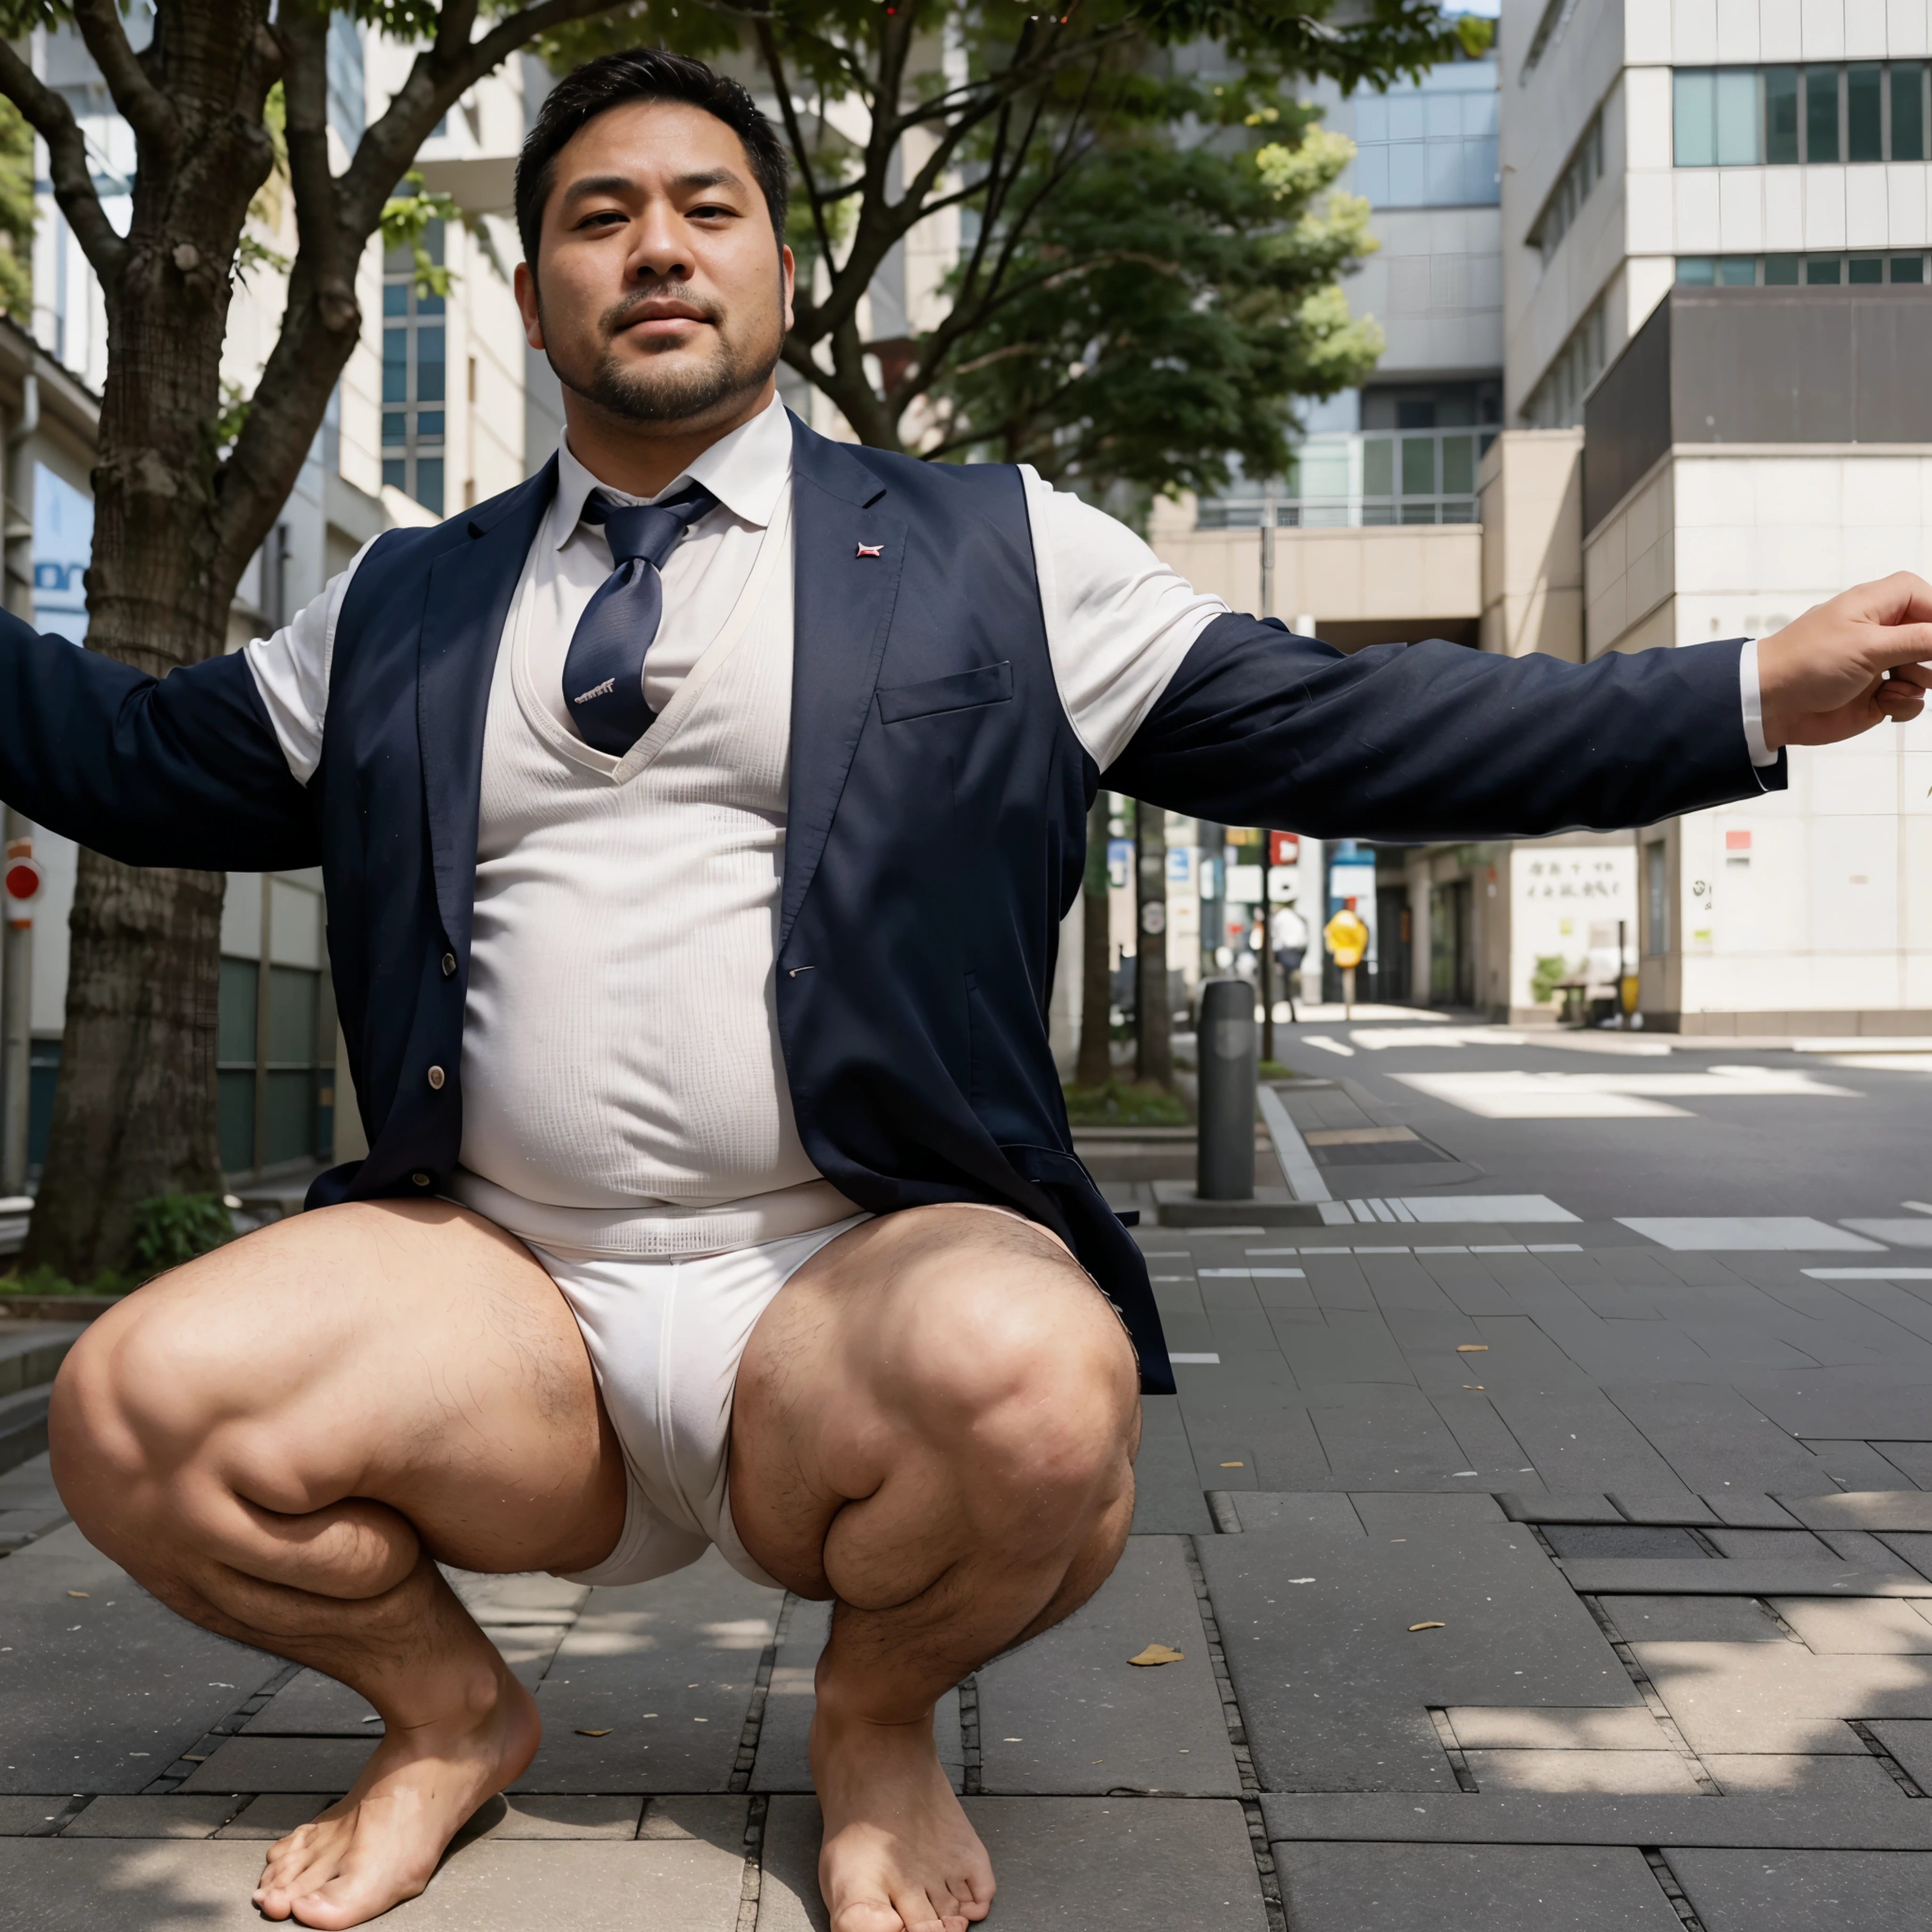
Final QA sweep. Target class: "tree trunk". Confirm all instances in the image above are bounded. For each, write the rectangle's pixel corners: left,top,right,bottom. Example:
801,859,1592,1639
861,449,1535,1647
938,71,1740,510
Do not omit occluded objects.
1133,799,1171,1089
1076,792,1114,1088
21,5,276,1278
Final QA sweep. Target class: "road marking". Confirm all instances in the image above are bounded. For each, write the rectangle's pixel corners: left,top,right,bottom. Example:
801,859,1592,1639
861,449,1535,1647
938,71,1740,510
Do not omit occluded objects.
1620,1217,1886,1252
1395,1066,1858,1118
1805,1268,1932,1280
1169,1353,1221,1364
1257,1084,1331,1203
1301,1036,1356,1057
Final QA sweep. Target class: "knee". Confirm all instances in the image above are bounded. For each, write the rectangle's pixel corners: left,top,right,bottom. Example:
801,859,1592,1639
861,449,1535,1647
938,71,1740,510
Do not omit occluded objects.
891,1252,1139,1538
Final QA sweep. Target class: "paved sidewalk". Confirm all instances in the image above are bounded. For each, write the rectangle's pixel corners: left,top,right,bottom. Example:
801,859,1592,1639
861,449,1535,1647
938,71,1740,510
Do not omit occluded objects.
10,1041,1932,1925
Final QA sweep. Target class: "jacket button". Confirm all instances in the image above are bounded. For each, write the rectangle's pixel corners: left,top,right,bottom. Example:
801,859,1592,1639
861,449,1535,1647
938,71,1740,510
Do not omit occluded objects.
427,1065,446,1090
442,952,457,977
412,1172,431,1187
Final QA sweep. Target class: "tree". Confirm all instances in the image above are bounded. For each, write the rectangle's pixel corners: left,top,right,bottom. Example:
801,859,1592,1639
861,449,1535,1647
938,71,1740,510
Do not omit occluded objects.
926,107,1383,498
0,1,639,1278
555,0,1480,455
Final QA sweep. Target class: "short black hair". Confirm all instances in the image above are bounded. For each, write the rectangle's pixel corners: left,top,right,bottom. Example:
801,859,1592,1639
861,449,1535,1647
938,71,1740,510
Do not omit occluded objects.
515,48,790,272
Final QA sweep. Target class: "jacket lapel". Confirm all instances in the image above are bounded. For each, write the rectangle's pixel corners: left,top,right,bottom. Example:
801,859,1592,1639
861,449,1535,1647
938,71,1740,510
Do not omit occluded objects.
418,458,558,958
782,416,906,949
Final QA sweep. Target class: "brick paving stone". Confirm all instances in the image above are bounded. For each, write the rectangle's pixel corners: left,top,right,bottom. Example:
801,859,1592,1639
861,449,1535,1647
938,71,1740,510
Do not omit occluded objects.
1863,1719,1932,1787
0,1797,68,1835
0,1834,749,1931
1275,1842,1684,1931
1200,1523,1639,1791
180,1735,375,1792
212,1792,337,1838
1607,1494,1720,1526
1783,1492,1932,1532
757,1794,1266,1931
1597,1596,1789,1642
240,1668,379,1734
1632,1641,1932,1753
1498,1493,1622,1524
1703,1492,1804,1528
1770,1597,1932,1654
0,1525,282,1794
514,1549,778,1794
1463,1749,1703,1793
1351,1492,1506,1536
464,1794,646,1838
1705,1753,1907,1796
976,1536,1241,1796
1706,1528,1836,1560
59,1794,241,1837
1444,1707,1669,1749
1669,1848,1932,1931
1560,1559,1926,1596
1261,1790,1932,1848
1801,1442,1924,1489
1542,1524,1712,1559
748,1599,964,1794
640,1796,750,1847
1127,1393,1214,1534
444,1570,592,1624
1229,1492,1363,1535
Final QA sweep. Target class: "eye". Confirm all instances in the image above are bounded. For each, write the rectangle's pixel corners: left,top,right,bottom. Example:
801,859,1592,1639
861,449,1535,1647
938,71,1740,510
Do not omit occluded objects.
688,202,736,221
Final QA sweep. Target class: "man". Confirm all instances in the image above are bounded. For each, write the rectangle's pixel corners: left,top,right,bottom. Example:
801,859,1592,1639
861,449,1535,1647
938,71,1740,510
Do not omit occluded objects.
3,45,1928,1932
1269,899,1309,1021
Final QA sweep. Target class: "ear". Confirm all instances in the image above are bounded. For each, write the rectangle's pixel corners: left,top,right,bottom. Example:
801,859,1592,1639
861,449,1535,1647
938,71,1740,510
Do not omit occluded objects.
514,261,544,353
780,244,796,336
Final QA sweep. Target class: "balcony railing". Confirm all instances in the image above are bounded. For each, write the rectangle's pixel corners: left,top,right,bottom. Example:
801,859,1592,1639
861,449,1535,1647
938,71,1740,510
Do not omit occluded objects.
1197,428,1500,530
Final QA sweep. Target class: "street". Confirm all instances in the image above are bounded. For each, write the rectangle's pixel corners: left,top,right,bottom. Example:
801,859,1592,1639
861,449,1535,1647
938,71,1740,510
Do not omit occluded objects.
7,1013,1932,1927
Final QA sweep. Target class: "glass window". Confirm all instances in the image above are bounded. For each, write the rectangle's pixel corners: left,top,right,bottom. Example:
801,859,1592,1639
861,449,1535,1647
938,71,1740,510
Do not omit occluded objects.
1716,67,1762,162
1765,67,1800,161
382,326,407,404
1400,438,1436,495
415,458,444,516
218,957,258,1065
1717,255,1757,283
383,457,406,492
1764,253,1802,283
1363,438,1393,497
1806,67,1840,161
381,410,406,445
1893,254,1926,282
1675,69,1717,165
1849,254,1884,282
1848,64,1883,158
1894,64,1926,159
1441,434,1475,495
1806,256,1842,283
382,283,406,318
416,326,445,403
1676,256,1717,283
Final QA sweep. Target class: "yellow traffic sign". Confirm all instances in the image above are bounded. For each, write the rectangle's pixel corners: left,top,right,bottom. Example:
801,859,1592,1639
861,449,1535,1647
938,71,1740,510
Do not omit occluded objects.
1324,909,1368,969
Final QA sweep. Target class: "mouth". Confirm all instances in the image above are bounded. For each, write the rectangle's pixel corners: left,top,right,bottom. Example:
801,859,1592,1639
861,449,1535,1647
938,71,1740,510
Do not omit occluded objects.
615,300,714,341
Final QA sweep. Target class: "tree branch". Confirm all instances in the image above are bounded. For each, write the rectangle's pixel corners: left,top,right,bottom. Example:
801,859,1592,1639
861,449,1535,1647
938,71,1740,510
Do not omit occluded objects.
70,0,177,158
0,38,126,288
753,22,839,276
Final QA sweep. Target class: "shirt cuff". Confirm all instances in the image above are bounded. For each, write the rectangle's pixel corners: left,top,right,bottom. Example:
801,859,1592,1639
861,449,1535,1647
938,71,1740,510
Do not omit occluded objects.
1740,637,1776,767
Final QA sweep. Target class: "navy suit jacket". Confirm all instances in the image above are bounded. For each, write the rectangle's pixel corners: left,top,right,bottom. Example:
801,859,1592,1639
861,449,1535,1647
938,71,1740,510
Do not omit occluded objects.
0,415,1782,1392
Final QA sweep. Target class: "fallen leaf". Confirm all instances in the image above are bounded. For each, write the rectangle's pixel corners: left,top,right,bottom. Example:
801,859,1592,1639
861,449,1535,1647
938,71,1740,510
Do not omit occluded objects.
1456,1344,1488,1353
1289,1576,1316,1583
575,1728,613,1737
1408,1622,1446,1632
182,1754,208,1762
66,1591,88,1599
1128,1643,1185,1666
1219,1461,1245,1468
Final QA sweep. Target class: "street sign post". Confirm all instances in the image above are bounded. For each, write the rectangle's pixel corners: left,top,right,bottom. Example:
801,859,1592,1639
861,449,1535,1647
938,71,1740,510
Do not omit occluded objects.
1324,908,1368,1021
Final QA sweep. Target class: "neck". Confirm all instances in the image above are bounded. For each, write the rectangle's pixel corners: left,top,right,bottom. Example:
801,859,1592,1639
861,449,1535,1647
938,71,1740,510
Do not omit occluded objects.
560,377,776,498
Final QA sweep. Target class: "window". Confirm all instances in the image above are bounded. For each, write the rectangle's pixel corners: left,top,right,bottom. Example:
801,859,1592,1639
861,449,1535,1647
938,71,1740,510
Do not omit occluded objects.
1675,63,1932,163
217,955,338,1174
1528,112,1603,263
382,221,447,516
325,13,364,147
1644,843,1669,956
1677,250,1930,283
1524,298,1607,427
1349,62,1499,209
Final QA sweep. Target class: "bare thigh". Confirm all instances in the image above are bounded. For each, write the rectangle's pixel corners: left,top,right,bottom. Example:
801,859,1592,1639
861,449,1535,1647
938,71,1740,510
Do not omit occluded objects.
51,1200,626,1586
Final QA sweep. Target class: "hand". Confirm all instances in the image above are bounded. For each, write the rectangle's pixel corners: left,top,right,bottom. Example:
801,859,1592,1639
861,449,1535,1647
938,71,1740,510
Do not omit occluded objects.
1757,572,1932,749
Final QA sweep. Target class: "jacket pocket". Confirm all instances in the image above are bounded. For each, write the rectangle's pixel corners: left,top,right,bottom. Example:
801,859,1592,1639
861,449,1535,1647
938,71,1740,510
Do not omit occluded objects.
876,660,1013,724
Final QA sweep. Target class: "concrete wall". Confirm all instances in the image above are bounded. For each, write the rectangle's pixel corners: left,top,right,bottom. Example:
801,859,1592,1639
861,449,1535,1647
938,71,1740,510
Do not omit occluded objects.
1478,428,1586,657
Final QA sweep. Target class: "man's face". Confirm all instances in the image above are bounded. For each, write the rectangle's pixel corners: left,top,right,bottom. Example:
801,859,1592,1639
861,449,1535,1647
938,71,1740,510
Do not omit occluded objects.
517,99,794,430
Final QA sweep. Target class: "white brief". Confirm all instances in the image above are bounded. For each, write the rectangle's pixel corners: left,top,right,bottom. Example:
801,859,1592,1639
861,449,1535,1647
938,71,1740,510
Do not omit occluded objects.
538,1213,871,1591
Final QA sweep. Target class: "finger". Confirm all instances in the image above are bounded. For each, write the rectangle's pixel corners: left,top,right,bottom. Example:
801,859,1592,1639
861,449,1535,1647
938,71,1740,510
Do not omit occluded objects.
1855,573,1932,625
1882,657,1932,689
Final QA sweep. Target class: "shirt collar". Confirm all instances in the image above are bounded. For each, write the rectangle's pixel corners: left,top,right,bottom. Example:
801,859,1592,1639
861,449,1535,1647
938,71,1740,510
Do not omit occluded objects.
552,391,791,549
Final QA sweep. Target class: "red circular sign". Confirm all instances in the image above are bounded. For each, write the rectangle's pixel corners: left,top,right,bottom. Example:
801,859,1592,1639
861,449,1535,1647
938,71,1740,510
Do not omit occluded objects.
3,857,41,902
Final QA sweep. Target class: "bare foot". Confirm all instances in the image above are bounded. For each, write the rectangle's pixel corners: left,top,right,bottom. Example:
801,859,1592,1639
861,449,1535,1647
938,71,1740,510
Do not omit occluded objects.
811,1704,994,1932
251,1661,539,1928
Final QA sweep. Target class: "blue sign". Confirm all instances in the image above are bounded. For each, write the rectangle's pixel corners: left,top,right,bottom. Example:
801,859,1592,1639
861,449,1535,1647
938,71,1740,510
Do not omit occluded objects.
33,465,92,644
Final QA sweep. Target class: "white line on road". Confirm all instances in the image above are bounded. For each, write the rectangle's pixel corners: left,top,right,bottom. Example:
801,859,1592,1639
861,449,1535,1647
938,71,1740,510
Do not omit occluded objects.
1257,1084,1332,1203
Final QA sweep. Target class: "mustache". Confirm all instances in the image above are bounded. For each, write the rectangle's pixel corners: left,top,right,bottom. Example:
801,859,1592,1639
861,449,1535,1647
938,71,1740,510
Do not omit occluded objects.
600,282,724,337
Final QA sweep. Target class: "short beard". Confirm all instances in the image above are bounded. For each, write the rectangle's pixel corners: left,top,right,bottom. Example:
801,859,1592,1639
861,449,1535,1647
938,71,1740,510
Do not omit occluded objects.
548,280,781,426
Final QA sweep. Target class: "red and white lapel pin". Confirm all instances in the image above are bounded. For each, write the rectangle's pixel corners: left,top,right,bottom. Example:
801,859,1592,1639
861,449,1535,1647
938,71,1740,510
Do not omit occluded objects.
856,542,884,558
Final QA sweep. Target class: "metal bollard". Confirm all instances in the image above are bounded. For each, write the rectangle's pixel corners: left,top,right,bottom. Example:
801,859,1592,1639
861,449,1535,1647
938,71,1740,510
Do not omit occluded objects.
1197,977,1257,1200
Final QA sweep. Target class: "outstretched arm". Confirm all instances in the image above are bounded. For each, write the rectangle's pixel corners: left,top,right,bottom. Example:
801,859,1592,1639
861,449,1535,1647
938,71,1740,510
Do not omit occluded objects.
0,610,320,872
1107,573,1932,839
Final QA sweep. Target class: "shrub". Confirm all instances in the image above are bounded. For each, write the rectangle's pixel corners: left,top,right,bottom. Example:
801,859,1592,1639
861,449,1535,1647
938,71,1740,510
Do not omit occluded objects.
130,1192,234,1278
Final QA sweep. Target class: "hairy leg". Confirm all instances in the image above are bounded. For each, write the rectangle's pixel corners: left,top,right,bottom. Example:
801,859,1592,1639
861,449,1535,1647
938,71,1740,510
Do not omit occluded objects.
49,1201,625,1930
733,1206,1141,1932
